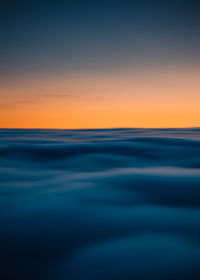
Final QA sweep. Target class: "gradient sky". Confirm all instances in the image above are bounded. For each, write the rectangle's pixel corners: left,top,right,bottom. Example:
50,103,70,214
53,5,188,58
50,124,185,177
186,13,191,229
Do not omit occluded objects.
0,0,200,128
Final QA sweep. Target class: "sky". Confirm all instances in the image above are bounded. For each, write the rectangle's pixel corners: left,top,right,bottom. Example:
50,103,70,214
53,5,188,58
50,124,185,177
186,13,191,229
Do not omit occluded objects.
0,0,200,128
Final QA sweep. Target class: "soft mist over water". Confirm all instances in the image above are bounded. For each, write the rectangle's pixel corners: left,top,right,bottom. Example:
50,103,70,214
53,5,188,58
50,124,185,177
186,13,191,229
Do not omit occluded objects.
0,128,200,279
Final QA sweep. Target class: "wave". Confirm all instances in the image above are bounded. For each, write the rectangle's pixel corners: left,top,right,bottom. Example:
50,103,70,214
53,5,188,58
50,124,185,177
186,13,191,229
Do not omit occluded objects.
0,128,200,279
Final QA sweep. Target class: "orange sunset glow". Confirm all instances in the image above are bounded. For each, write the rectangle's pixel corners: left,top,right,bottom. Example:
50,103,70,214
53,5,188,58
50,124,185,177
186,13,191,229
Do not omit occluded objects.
1,65,199,129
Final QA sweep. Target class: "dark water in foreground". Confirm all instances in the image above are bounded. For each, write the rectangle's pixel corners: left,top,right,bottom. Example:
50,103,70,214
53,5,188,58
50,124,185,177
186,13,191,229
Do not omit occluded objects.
0,128,200,280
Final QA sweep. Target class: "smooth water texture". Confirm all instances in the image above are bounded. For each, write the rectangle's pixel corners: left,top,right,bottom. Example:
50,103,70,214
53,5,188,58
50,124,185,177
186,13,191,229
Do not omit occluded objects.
0,128,200,279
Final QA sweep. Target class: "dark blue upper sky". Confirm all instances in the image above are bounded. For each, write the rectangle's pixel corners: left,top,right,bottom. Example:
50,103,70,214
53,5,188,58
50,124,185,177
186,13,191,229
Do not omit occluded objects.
0,0,199,77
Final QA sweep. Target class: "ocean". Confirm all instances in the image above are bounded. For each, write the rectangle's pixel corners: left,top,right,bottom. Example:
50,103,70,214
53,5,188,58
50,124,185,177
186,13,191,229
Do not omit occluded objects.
0,128,200,279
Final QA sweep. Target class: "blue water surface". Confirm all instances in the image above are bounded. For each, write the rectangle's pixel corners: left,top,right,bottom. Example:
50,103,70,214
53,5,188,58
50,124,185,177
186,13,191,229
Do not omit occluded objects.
0,128,200,279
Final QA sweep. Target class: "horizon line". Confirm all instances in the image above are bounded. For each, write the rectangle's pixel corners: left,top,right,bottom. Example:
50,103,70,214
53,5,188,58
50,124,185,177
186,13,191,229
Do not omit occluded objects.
0,126,200,131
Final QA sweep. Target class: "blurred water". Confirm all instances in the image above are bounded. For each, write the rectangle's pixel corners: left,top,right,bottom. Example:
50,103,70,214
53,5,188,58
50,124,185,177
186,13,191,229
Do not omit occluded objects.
0,128,200,279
